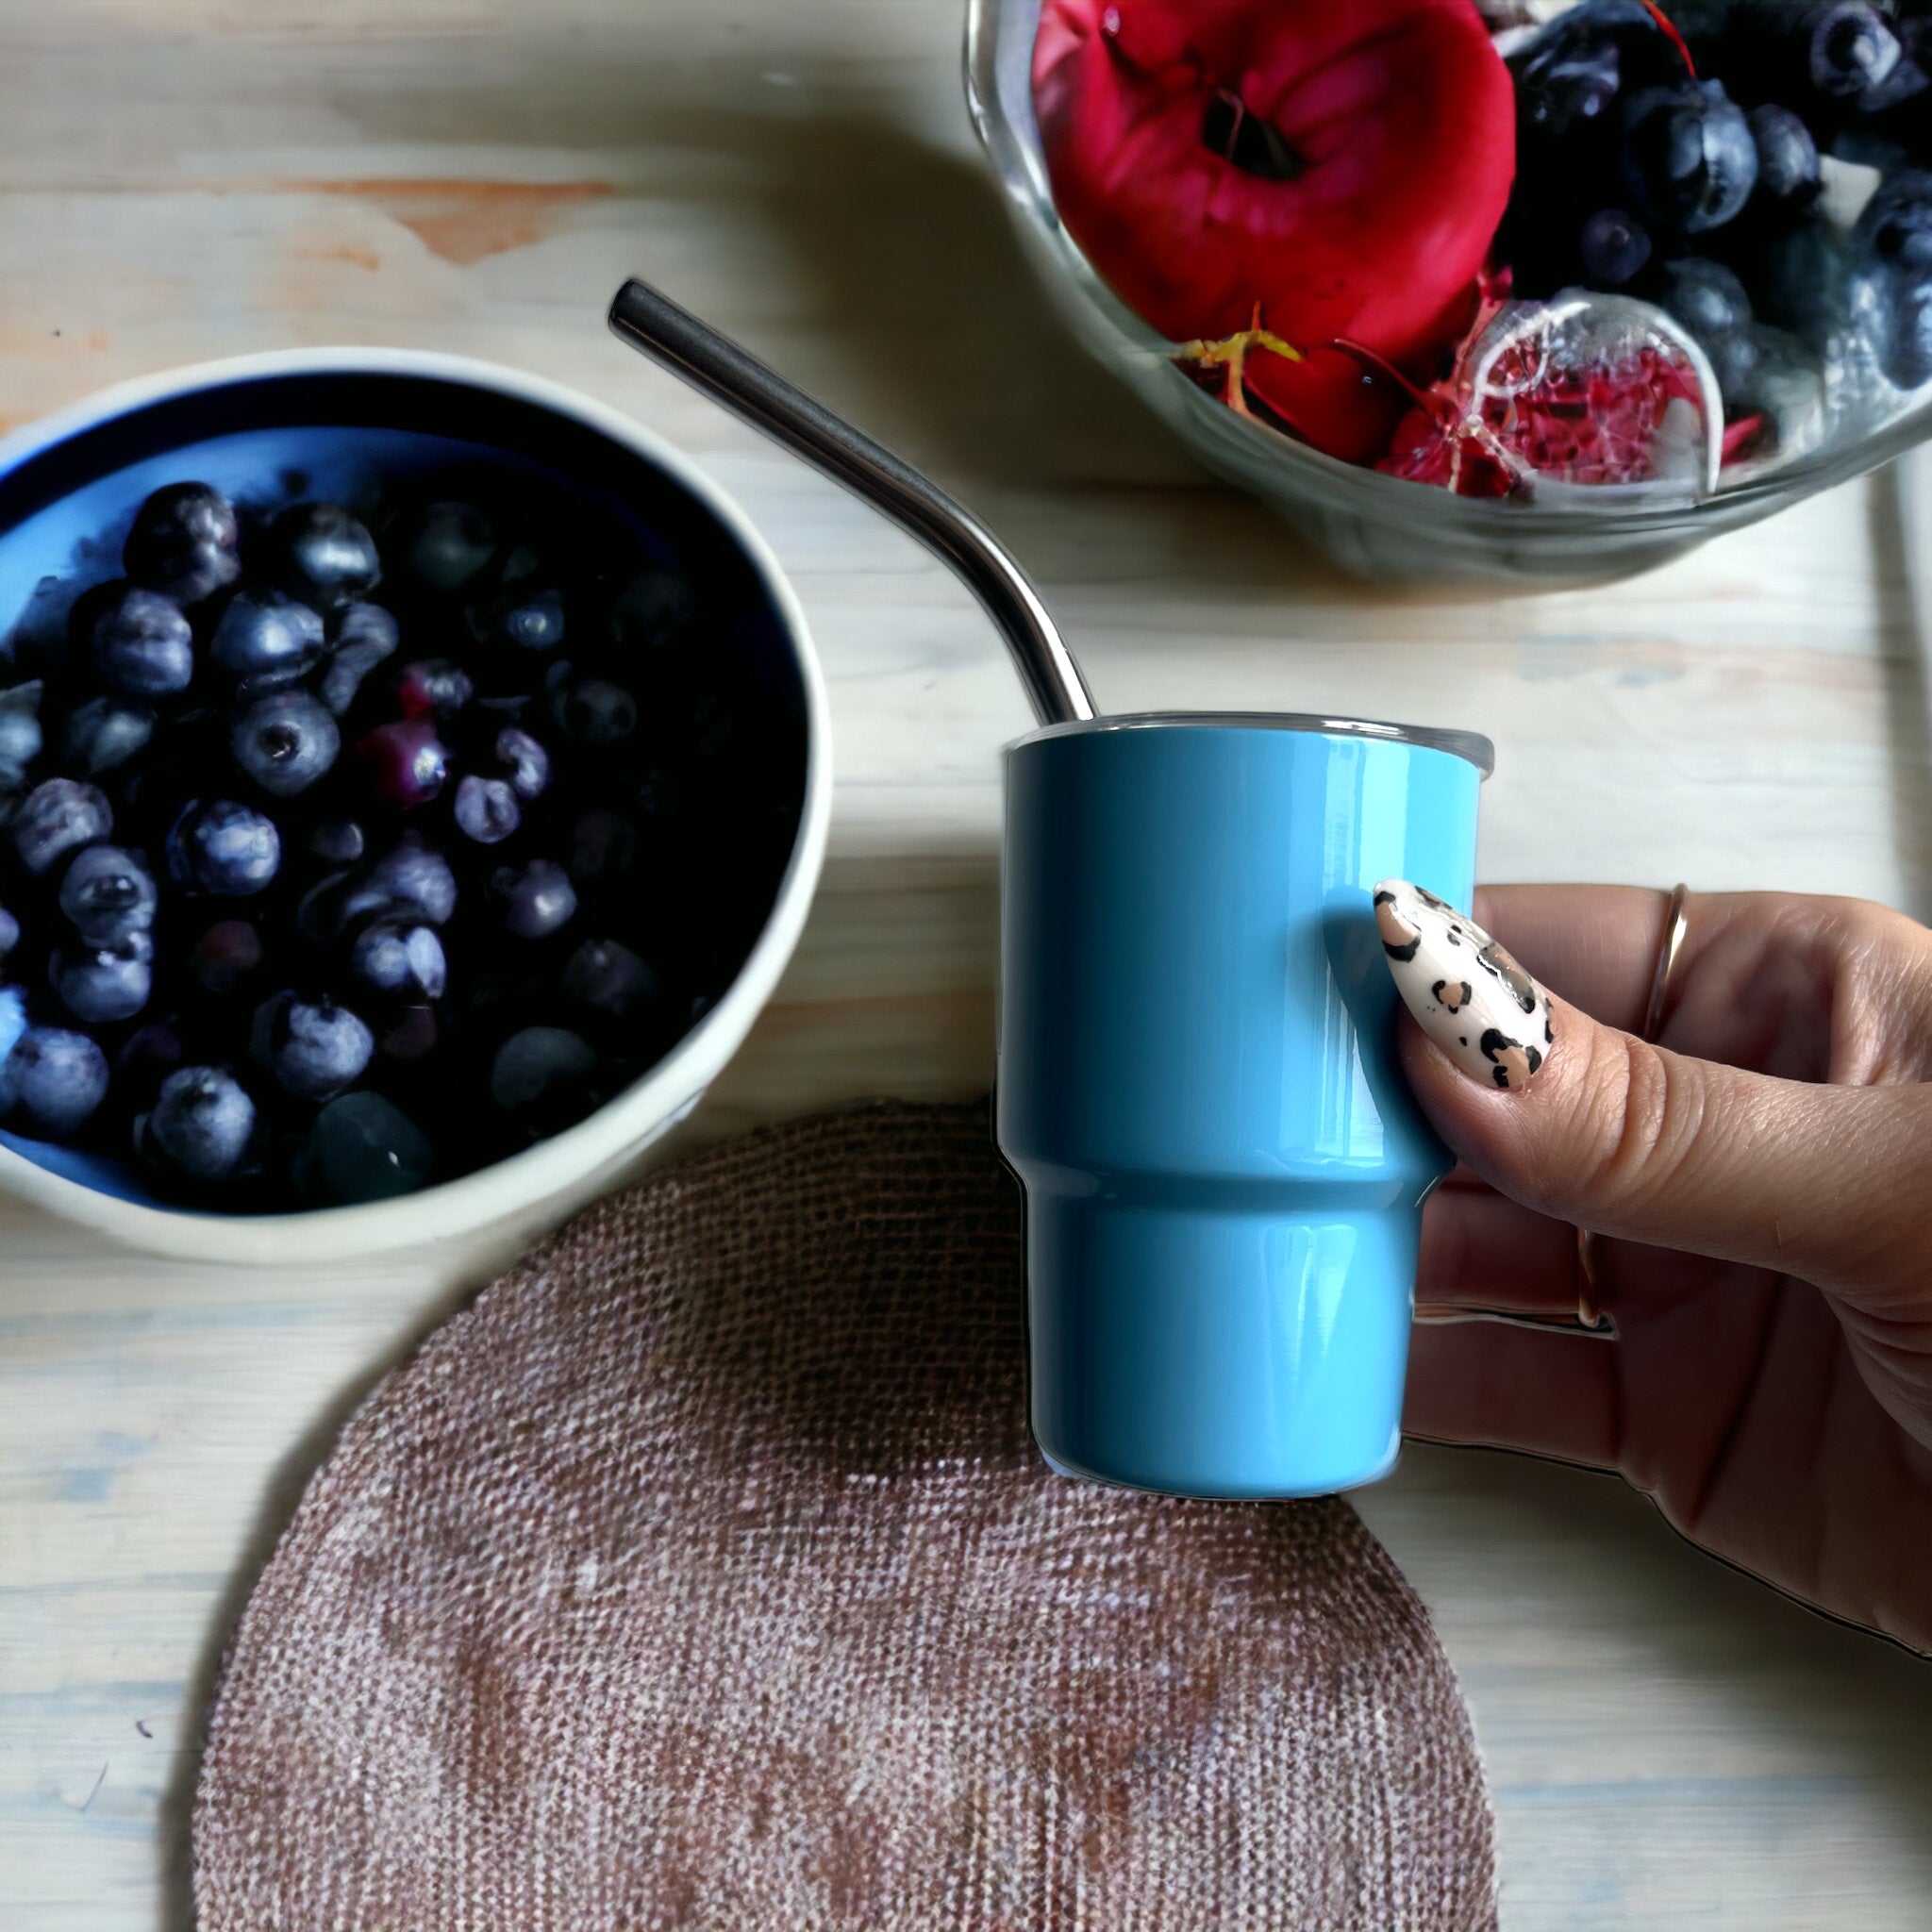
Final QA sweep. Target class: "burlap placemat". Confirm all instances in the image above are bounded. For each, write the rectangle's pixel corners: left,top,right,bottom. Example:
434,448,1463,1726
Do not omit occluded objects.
192,1101,1496,1931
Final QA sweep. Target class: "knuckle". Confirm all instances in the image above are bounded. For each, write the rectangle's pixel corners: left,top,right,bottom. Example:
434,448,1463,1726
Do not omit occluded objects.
1570,1029,1704,1216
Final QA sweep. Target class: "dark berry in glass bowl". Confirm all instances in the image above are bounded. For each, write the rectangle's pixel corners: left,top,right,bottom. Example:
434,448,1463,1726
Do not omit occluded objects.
1577,207,1652,285
1620,78,1757,236
1854,169,1932,391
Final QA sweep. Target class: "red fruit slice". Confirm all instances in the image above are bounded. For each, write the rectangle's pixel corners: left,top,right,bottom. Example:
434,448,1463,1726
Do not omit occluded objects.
1034,0,1515,372
1176,317,1412,465
1376,295,1718,499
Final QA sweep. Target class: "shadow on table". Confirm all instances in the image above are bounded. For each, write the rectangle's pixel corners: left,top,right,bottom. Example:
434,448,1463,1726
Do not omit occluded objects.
1867,465,1932,924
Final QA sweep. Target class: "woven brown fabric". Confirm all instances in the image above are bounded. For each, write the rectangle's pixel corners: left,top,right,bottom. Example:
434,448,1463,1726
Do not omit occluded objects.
193,1101,1496,1932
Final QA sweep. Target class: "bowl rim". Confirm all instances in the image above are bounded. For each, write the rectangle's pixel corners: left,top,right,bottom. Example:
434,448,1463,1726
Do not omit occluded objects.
0,345,833,1262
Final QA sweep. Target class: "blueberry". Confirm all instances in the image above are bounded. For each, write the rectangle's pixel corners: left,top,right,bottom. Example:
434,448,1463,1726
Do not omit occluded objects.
141,1066,258,1182
0,680,42,789
210,590,325,685
566,808,634,883
491,858,576,939
3,1027,108,1137
562,938,656,1017
294,1091,433,1205
272,502,381,612
1513,4,1634,137
308,818,365,866
1656,256,1754,337
124,482,241,607
492,726,549,801
168,798,280,896
0,907,17,961
1810,2,1899,98
92,583,194,698
339,833,458,930
0,983,27,1064
356,718,447,808
554,676,637,745
231,691,340,797
1748,103,1820,206
319,602,400,717
251,991,375,1102
14,778,110,875
116,1020,182,1090
379,1005,439,1060
472,550,566,652
395,501,495,594
1724,324,1826,441
62,696,153,775
1854,169,1932,388
1622,79,1757,234
191,919,263,993
395,658,474,720
1578,207,1652,284
296,870,354,943
453,774,521,844
51,930,153,1024
490,1025,599,1128
609,563,695,649
1761,215,1846,343
349,922,447,1001
58,844,157,946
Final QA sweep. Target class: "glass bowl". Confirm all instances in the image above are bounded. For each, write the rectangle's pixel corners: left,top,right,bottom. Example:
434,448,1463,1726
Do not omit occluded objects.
964,0,1932,586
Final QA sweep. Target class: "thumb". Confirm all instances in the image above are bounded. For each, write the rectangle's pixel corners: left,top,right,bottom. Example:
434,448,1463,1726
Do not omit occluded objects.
1374,879,1931,1296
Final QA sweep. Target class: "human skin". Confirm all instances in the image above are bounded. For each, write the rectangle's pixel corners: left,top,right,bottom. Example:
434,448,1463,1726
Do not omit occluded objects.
1382,885,1932,1656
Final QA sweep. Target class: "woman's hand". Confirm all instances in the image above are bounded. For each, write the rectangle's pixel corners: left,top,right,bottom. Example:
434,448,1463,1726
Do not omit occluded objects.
1378,884,1932,1656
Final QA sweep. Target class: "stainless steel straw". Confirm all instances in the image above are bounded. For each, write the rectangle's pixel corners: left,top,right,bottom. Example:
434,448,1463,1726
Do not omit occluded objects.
608,278,1097,727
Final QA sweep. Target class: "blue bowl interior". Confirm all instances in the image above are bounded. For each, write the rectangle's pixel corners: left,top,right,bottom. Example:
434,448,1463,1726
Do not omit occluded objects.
0,368,808,1213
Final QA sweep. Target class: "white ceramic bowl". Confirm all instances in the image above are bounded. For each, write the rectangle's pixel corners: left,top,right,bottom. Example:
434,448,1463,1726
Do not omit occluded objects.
0,348,830,1264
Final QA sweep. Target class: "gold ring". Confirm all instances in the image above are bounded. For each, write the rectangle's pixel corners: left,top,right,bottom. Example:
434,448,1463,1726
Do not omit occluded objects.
1642,882,1690,1045
1574,885,1690,1335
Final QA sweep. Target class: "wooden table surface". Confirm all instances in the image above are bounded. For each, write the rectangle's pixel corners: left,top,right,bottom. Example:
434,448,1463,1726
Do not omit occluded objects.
3,5,1930,1927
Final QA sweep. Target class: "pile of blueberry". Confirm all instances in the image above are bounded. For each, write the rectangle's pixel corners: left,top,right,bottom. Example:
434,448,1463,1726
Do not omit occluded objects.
0,471,799,1209
1502,0,1932,448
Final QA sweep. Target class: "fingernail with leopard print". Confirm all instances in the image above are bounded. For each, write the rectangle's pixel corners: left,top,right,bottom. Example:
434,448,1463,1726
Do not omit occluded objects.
1373,878,1555,1092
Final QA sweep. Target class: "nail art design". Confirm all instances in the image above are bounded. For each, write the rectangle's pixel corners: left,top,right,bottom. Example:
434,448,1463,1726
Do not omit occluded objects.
1374,878,1555,1091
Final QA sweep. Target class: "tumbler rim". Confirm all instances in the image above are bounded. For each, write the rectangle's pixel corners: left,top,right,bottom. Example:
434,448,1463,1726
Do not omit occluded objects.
1008,711,1494,777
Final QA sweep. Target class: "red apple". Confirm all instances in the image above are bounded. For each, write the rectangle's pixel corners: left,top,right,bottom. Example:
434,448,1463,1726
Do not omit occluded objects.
1034,0,1515,458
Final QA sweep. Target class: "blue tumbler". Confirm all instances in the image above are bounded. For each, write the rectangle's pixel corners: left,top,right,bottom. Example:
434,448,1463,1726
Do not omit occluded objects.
998,713,1491,1499
605,285,1495,1502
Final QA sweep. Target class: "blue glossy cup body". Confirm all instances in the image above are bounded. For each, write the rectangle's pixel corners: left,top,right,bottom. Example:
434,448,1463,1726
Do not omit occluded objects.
997,713,1490,1499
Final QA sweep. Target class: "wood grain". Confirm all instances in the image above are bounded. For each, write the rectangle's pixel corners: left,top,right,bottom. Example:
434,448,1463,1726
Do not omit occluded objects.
1,5,1927,1928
